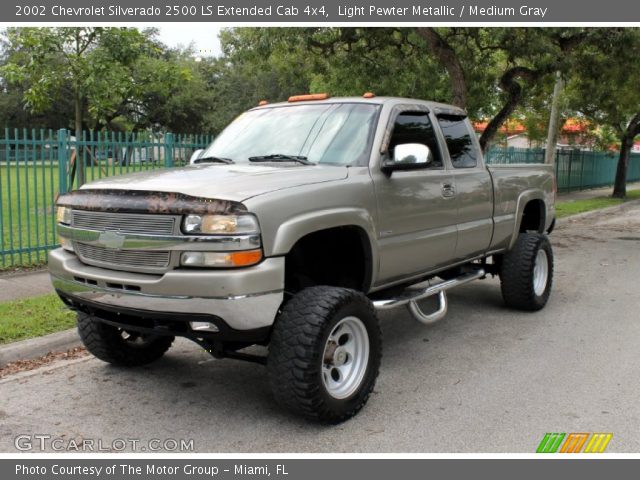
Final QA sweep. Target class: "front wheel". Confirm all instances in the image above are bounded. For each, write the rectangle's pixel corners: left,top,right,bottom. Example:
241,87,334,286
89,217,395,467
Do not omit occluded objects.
267,286,382,423
77,312,174,366
499,232,554,311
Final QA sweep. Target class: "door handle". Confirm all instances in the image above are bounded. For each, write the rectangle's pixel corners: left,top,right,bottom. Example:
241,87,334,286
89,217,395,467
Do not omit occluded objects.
441,183,456,197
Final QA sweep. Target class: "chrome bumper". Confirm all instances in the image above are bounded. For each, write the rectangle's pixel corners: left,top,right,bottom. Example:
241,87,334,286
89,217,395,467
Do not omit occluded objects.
49,249,284,331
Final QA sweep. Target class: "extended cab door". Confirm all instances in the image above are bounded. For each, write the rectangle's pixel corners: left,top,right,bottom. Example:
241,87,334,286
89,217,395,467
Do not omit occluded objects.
434,114,493,261
372,108,457,284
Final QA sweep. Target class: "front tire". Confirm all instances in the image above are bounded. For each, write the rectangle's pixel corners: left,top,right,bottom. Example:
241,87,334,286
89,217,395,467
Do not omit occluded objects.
77,312,174,366
267,286,382,423
500,232,554,311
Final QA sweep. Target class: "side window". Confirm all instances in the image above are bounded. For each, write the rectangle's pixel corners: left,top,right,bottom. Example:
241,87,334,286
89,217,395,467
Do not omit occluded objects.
388,112,442,168
436,115,479,168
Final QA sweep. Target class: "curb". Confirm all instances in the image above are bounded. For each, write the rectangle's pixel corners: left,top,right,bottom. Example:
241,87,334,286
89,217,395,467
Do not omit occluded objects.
0,328,81,368
555,198,640,226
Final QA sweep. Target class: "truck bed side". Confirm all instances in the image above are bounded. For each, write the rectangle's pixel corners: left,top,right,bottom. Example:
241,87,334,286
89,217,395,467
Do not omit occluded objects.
488,164,556,252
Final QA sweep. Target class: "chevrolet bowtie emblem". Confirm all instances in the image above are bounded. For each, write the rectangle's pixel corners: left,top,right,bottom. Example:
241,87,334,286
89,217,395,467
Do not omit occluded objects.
98,231,125,249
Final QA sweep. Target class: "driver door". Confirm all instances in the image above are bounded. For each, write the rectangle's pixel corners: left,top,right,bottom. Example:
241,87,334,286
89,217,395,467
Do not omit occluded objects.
372,109,457,285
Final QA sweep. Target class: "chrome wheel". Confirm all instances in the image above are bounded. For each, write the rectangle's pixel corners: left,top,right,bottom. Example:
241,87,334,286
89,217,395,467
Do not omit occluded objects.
533,249,549,296
321,316,370,400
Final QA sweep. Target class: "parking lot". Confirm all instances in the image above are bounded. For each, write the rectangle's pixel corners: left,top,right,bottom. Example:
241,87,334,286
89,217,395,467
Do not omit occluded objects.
1,203,640,453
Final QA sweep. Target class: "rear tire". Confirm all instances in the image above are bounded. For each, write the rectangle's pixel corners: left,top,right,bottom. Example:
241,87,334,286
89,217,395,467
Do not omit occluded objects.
77,312,174,366
267,286,382,423
500,233,553,311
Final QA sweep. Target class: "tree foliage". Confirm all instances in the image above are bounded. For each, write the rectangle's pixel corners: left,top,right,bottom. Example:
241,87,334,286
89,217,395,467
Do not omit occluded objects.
0,27,217,134
566,28,640,197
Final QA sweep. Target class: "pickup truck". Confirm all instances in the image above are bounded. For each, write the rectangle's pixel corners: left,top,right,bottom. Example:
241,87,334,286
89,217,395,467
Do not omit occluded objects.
50,95,555,423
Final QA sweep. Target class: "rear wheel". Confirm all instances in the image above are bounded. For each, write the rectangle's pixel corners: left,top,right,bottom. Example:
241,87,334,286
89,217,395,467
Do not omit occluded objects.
77,312,174,366
267,286,382,423
500,232,553,311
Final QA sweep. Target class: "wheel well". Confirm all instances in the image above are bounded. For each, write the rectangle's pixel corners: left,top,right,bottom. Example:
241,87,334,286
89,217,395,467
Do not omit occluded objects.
519,199,545,233
284,226,372,295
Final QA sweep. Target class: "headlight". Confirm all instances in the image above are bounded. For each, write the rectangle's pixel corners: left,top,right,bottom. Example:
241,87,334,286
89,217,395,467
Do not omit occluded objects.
56,206,72,225
182,214,259,235
180,250,263,268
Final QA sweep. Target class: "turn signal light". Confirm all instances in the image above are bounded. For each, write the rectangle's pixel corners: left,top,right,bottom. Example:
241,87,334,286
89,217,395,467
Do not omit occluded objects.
181,249,263,268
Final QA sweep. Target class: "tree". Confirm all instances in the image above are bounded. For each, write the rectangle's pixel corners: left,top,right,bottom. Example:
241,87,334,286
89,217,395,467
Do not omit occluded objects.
1,27,151,183
415,28,593,152
225,28,595,152
0,31,74,129
567,28,640,197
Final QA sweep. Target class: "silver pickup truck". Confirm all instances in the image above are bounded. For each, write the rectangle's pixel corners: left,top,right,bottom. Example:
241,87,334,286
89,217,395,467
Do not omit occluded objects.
50,95,555,423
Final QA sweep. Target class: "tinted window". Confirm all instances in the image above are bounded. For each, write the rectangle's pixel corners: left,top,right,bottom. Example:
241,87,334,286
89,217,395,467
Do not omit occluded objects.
436,115,478,168
388,112,442,168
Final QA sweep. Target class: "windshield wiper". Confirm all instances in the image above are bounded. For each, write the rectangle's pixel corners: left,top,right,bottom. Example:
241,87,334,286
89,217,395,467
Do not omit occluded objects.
248,154,315,165
193,156,234,164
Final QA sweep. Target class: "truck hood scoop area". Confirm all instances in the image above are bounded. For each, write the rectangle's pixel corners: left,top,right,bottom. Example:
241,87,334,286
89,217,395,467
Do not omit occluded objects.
57,189,247,215
80,164,349,202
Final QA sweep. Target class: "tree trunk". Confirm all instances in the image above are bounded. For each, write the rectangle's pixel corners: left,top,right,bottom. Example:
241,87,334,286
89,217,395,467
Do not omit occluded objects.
612,113,640,198
612,140,631,198
416,27,467,109
74,87,84,186
544,72,564,165
479,67,540,153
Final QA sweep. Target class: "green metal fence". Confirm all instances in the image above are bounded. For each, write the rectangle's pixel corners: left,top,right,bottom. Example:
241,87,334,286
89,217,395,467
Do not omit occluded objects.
486,147,640,193
0,128,212,269
485,147,546,165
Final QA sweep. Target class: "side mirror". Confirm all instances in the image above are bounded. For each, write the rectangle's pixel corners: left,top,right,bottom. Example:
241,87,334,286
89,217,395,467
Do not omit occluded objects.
189,149,204,165
381,143,432,174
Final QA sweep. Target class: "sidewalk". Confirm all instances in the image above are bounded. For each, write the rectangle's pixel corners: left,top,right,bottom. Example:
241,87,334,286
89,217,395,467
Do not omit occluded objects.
0,181,639,305
558,181,640,202
0,270,53,302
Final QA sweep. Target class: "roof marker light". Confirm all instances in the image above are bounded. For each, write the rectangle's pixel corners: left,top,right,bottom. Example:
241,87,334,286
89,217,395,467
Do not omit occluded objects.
288,93,329,102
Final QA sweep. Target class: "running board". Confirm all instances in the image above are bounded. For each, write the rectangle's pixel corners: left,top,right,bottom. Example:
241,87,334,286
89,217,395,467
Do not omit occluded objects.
372,269,485,325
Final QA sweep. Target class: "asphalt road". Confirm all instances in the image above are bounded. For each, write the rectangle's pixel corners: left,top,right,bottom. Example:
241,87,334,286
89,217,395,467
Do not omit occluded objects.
1,203,640,453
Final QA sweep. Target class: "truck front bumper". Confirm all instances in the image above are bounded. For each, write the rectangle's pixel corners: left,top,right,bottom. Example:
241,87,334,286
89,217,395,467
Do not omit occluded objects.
49,249,284,342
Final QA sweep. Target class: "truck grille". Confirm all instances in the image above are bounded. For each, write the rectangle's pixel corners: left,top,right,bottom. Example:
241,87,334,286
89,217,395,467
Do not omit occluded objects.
75,243,171,271
72,211,176,235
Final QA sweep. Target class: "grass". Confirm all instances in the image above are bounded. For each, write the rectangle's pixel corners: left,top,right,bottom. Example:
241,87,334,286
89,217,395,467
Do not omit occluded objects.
1,164,61,269
556,189,640,218
0,293,76,344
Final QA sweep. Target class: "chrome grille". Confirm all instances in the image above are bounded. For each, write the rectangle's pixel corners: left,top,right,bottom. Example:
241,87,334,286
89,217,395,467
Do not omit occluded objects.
72,211,176,235
75,243,171,270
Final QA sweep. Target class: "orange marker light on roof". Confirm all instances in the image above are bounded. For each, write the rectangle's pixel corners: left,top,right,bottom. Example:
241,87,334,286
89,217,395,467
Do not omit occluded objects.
363,92,375,98
258,100,268,106
288,93,329,102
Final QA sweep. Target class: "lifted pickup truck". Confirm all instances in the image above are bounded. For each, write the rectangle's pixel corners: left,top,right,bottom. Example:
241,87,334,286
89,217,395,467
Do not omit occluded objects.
50,95,555,423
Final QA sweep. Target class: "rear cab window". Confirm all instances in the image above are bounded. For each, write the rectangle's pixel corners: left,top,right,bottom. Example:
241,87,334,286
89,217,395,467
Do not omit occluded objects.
436,115,480,168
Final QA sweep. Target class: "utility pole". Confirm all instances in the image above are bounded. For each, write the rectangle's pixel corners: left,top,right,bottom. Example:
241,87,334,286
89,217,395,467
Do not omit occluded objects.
544,72,564,165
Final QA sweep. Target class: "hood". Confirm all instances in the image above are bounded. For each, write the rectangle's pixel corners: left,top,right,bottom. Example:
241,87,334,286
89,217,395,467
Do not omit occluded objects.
81,163,349,202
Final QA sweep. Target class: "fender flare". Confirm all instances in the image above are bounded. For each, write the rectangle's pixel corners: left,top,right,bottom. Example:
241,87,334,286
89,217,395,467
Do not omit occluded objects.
508,190,547,249
269,207,378,290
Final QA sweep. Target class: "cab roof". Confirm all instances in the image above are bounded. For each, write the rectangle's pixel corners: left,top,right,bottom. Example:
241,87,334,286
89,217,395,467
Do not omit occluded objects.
251,96,467,117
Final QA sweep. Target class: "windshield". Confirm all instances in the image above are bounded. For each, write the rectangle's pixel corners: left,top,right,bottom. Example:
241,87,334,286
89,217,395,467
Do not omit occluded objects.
200,103,379,166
